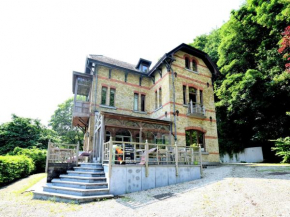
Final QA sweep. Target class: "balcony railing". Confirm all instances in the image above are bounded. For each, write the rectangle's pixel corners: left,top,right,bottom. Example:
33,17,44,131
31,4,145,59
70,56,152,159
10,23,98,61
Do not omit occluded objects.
102,137,203,178
73,100,90,116
187,101,205,116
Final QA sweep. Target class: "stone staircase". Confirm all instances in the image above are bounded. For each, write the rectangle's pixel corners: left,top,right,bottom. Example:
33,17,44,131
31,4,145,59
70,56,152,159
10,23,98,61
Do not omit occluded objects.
33,163,114,203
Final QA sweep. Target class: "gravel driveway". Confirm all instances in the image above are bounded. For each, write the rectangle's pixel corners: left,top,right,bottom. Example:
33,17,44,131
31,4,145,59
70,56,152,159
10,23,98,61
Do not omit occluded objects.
1,164,290,217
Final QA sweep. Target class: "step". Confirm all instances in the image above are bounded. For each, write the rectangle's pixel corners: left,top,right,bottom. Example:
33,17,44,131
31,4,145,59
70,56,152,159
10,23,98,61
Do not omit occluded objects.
33,191,114,203
59,175,106,183
51,179,108,189
43,185,110,196
66,171,105,177
74,167,104,172
78,163,103,168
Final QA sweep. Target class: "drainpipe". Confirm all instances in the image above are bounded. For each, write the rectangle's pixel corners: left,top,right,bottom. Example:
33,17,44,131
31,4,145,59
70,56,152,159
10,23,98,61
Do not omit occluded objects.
93,64,98,112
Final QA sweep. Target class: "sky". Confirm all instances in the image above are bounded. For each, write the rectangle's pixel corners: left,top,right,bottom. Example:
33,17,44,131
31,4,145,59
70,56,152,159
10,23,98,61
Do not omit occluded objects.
0,0,245,126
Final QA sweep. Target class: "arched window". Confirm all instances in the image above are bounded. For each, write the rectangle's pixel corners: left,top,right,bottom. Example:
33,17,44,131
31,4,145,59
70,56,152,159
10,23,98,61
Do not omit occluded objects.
185,57,190,69
192,60,197,71
185,130,205,151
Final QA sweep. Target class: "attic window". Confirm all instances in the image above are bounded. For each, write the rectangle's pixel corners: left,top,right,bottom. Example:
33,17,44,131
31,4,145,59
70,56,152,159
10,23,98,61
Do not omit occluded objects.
142,65,148,73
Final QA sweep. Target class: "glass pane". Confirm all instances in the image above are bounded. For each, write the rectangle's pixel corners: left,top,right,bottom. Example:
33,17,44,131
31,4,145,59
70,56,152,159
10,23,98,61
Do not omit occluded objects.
134,93,138,110
189,87,197,103
155,91,158,109
185,58,190,69
109,89,115,107
200,90,203,105
101,87,107,105
142,65,148,72
159,88,162,107
192,61,197,71
141,95,145,112
183,85,186,104
198,132,205,151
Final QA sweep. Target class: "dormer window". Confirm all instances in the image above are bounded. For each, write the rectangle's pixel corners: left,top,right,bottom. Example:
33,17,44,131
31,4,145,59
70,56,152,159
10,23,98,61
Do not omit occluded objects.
136,58,152,73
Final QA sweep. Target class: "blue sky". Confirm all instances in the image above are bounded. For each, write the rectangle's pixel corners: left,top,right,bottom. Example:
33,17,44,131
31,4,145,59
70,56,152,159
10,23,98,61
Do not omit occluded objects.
0,0,245,126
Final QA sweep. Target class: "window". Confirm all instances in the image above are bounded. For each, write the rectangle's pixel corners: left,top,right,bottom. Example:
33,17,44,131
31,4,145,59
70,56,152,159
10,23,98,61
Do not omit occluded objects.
185,57,190,69
155,91,158,109
101,87,107,105
192,60,197,71
200,90,203,105
183,85,187,104
141,94,145,112
142,65,148,73
134,93,138,111
159,87,162,107
189,87,197,104
109,88,115,107
186,130,205,151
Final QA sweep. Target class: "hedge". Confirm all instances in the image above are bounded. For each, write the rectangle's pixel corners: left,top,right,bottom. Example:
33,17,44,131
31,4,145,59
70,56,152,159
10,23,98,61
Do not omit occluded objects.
12,147,46,173
0,155,35,186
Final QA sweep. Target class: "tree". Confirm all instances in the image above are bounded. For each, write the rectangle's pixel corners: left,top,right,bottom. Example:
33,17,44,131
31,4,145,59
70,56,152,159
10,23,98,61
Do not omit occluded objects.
190,28,221,65
49,98,84,145
190,0,290,161
0,114,59,155
278,26,290,72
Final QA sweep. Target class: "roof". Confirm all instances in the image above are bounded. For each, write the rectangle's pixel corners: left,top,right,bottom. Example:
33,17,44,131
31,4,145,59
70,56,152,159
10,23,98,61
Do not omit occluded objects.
87,44,220,80
88,55,140,73
149,43,220,80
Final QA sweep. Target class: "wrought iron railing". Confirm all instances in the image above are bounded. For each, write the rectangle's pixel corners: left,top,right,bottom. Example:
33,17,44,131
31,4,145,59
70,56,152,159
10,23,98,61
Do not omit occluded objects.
187,101,205,116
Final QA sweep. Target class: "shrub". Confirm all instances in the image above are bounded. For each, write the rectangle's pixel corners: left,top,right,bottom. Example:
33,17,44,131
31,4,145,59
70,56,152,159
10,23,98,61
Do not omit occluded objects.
272,137,290,163
0,155,34,186
12,147,47,173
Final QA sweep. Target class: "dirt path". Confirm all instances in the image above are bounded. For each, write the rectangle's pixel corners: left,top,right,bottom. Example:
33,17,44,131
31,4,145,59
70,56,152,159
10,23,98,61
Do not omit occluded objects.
1,165,290,217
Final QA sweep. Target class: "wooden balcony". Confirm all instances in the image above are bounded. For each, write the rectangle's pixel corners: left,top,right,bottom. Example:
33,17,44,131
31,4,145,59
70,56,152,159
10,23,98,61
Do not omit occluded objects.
187,101,206,118
72,101,90,127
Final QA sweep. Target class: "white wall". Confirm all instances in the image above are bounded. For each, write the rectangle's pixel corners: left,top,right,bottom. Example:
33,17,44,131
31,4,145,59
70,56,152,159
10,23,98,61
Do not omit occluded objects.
220,147,263,163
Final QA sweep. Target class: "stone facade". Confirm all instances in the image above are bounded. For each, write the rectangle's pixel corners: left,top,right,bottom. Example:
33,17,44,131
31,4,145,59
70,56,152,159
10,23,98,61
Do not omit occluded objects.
76,44,220,163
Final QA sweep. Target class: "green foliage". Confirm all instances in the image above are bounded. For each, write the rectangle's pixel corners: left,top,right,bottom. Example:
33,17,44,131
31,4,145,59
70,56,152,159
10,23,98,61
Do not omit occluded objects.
0,114,60,155
12,147,47,173
0,155,34,186
190,28,221,64
272,137,290,163
49,98,83,145
190,0,290,159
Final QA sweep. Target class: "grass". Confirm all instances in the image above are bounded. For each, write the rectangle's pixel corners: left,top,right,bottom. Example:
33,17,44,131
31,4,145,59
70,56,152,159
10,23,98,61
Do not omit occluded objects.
13,173,47,194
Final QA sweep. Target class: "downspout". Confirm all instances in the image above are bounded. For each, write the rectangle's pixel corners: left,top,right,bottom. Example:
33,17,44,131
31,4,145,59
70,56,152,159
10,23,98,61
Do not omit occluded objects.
171,69,177,142
94,64,98,112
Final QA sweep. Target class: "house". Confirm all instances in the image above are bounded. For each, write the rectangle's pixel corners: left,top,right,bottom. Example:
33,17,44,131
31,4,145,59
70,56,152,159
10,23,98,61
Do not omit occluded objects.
73,43,219,164
34,43,220,203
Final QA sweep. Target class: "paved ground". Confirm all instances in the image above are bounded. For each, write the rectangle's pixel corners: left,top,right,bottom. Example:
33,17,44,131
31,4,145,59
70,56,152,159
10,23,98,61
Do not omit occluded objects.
1,164,290,217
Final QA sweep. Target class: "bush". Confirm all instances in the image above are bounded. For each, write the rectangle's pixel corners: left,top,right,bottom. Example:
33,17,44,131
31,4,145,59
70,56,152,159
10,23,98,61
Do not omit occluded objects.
272,137,290,163
0,155,35,186
12,147,47,173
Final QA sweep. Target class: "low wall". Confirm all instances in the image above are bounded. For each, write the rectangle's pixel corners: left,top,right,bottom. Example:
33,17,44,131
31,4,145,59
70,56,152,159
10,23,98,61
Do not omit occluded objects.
220,147,264,163
103,164,201,195
47,163,75,182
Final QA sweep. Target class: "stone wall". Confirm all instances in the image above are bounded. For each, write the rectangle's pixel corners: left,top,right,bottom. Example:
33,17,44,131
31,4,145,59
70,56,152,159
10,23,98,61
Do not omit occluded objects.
104,164,201,195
